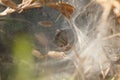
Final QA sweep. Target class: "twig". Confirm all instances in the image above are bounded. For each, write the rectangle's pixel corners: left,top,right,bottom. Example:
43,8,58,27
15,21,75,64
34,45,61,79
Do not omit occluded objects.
103,33,120,40
55,13,62,22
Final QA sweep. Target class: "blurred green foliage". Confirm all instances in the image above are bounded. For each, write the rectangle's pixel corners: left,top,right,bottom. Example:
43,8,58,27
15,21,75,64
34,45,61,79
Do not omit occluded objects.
12,34,34,80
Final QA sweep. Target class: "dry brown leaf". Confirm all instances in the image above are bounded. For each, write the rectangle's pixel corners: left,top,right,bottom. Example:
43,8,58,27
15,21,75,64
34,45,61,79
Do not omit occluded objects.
0,0,75,19
0,7,15,16
18,0,42,13
38,21,53,27
19,0,75,18
32,49,47,59
0,0,18,10
0,0,18,16
46,2,75,19
48,51,66,58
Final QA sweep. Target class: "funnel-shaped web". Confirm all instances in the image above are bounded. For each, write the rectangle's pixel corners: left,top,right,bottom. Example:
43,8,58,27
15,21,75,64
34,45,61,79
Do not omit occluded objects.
1,0,120,80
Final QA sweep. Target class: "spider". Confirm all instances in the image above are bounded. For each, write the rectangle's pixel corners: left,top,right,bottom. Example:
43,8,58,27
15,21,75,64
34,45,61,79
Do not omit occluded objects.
54,28,75,51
